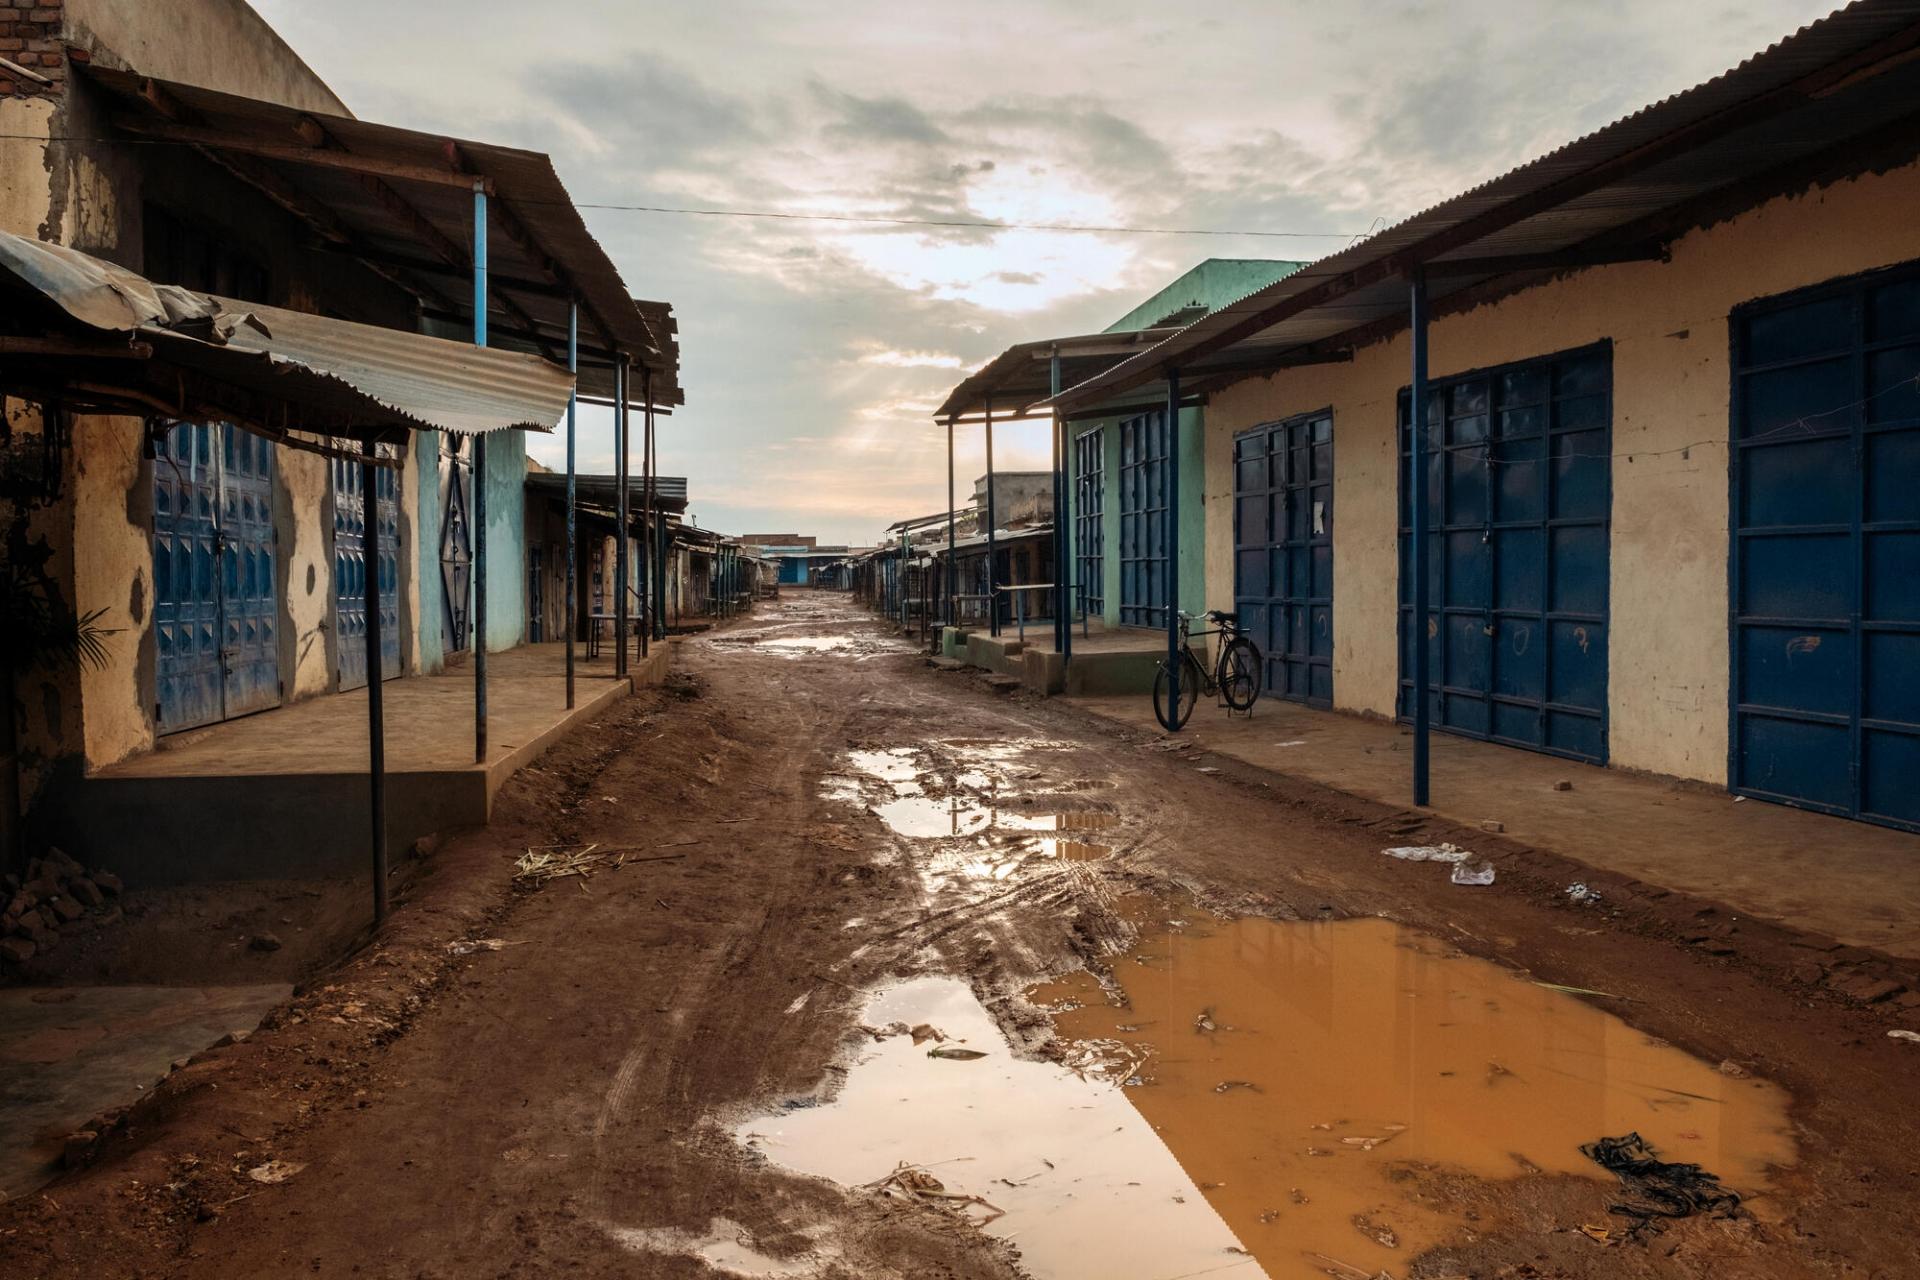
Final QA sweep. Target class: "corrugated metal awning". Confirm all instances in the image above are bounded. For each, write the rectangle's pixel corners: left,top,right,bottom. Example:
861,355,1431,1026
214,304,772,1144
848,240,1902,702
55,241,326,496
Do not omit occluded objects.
0,230,572,435
77,64,682,409
525,470,689,513
1053,0,1920,410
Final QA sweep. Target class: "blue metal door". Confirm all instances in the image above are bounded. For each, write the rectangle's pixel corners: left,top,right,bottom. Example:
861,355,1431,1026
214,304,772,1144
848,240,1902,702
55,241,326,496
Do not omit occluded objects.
1399,345,1610,762
438,435,473,653
1118,412,1168,628
219,426,279,718
153,423,224,733
153,422,281,733
1235,412,1333,705
333,446,401,691
1731,265,1920,830
1074,427,1104,618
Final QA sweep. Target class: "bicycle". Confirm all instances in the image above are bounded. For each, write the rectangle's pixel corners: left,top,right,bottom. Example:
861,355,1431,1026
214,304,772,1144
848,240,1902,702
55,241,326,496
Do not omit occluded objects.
1152,610,1263,730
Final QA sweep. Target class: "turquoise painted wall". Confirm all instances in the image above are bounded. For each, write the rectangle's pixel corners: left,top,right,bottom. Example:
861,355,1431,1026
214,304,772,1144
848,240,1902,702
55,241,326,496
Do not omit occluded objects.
1065,406,1204,631
415,430,446,673
481,429,527,654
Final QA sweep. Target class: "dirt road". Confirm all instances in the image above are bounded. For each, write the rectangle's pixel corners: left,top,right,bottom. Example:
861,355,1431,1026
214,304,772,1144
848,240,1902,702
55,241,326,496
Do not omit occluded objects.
4,589,1916,1279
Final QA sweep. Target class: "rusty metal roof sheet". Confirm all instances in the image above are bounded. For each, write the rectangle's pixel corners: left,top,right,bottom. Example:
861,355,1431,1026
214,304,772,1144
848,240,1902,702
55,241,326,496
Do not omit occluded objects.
78,64,683,408
1054,0,1920,410
525,470,689,513
0,229,572,435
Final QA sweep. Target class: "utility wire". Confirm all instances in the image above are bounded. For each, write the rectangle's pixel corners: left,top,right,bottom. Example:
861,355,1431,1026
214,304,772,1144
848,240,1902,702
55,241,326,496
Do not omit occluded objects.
0,132,1367,240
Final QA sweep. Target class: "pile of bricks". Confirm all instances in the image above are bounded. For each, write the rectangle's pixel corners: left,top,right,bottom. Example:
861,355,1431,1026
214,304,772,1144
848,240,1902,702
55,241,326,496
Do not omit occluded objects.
0,2,65,98
2,846,121,966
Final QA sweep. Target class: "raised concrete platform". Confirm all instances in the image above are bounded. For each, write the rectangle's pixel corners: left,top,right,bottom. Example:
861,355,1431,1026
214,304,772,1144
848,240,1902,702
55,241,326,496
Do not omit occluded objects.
943,623,1165,696
1073,693,1920,959
50,642,665,886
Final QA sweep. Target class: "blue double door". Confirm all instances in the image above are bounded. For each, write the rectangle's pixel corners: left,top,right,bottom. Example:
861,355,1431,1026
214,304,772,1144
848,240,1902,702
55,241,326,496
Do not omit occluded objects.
153,423,282,734
1234,412,1334,706
333,447,402,691
1398,344,1612,763
1118,412,1168,628
1732,265,1920,830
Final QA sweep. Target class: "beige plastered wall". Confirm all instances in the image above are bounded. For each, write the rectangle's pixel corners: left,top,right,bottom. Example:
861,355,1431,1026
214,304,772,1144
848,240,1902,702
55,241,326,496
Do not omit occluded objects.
1203,158,1920,787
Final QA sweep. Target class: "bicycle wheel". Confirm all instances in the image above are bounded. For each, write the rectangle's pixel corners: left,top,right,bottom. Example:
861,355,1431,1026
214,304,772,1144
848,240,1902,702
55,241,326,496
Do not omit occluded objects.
1153,651,1204,731
1217,635,1263,712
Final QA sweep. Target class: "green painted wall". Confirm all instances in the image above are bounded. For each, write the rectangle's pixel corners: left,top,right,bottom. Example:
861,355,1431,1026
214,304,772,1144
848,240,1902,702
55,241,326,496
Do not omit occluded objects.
1065,406,1204,632
1104,259,1305,334
415,430,445,673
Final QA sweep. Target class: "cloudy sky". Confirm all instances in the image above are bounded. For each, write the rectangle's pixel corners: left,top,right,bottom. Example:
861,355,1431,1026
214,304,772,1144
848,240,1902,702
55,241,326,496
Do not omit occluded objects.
256,0,1836,544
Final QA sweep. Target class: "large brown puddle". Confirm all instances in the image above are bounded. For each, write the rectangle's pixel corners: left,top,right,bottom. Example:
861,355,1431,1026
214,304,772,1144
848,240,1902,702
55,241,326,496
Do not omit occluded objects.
1034,911,1795,1279
744,908,1792,1280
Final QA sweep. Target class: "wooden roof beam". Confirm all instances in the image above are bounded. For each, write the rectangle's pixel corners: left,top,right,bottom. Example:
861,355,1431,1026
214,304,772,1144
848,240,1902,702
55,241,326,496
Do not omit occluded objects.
111,114,493,192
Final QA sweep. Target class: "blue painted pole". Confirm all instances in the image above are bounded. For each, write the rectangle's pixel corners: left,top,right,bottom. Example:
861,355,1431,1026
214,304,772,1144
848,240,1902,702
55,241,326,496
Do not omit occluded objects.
1165,368,1182,731
614,356,629,677
984,398,997,637
1052,350,1071,662
472,182,489,764
1411,269,1432,806
363,436,388,924
946,419,956,632
565,300,577,709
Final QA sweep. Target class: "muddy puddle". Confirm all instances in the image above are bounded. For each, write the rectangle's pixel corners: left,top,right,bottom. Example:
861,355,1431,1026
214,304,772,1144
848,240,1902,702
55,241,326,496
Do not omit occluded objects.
739,976,1263,1279
746,908,1791,1280
826,743,1121,885
1033,910,1795,1279
714,630,912,660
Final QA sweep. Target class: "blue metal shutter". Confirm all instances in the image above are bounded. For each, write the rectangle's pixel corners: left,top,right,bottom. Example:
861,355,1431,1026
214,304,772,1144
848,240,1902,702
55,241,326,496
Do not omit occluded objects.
1118,412,1168,628
1073,427,1104,617
153,423,224,732
334,445,402,690
1399,344,1611,763
218,425,280,718
1235,412,1333,706
1731,265,1920,830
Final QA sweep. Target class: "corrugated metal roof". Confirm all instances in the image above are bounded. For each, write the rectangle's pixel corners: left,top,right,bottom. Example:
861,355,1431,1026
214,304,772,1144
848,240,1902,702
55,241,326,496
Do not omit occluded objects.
78,64,683,408
0,229,571,435
934,327,1182,422
525,470,689,513
1054,0,1920,410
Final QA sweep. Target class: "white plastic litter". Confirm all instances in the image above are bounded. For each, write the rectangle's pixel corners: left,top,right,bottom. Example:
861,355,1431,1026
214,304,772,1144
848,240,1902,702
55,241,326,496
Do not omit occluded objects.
1451,861,1497,886
1383,843,1472,863
1890,1030,1920,1044
1566,883,1601,903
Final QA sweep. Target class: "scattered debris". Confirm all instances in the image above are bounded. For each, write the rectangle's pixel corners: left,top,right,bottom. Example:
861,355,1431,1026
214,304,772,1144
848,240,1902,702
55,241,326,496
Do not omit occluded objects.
1340,1124,1407,1150
1308,1251,1392,1279
1566,883,1601,904
2,846,126,966
513,843,687,887
246,1159,306,1185
1213,1080,1260,1094
927,1046,988,1061
1479,818,1505,833
1536,981,1629,1001
1381,843,1471,863
862,1162,1004,1224
446,938,523,956
1553,779,1574,792
1351,1212,1400,1248
1717,1060,1751,1079
1450,861,1496,886
1193,1008,1218,1034
1578,1221,1620,1245
248,932,283,952
909,1023,946,1045
1581,1131,1741,1239
1889,1030,1920,1044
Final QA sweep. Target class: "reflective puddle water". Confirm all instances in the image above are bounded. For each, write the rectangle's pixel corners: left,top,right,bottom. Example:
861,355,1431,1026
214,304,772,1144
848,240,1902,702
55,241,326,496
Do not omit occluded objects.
828,745,1119,877
739,977,1267,1280
1032,912,1795,1279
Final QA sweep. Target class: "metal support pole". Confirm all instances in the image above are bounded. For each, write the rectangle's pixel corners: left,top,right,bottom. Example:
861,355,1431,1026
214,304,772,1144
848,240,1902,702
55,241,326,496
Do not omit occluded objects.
647,374,663,641
564,300,577,709
1410,271,1433,806
1165,369,1182,731
640,369,653,655
945,419,956,633
984,398,998,637
1052,351,1071,661
614,356,630,677
362,436,389,925
472,183,489,764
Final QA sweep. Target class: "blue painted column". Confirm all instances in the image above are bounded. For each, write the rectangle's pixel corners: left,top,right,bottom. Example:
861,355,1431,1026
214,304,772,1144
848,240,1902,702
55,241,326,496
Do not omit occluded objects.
363,437,389,924
472,182,489,764
1410,269,1432,806
565,301,578,709
1165,369,1182,730
1052,350,1071,661
984,398,997,637
614,356,630,677
946,419,956,628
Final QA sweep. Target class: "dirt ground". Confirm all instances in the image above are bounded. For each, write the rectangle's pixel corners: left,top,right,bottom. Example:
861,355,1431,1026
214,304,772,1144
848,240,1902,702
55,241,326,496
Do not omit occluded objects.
2,589,1917,1280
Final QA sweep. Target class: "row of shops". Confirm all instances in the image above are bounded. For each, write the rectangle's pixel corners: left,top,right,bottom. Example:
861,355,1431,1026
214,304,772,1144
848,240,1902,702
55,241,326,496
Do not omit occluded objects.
877,0,1920,835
